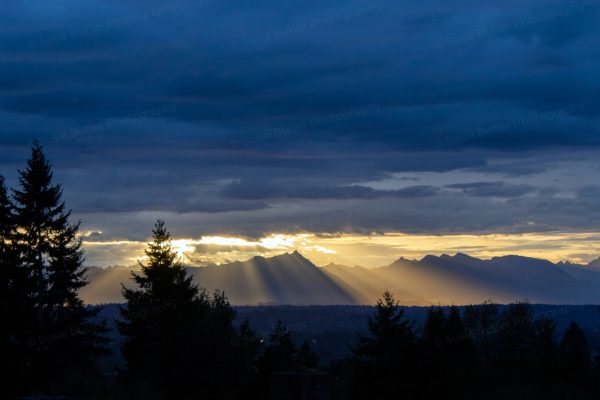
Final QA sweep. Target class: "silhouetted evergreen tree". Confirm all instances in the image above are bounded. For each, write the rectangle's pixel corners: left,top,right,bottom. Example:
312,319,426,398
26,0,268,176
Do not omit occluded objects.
493,302,537,375
256,320,298,397
297,340,320,369
418,306,448,398
419,306,479,398
258,320,297,372
354,290,414,363
532,316,558,379
445,306,469,352
444,305,480,393
559,321,591,380
119,220,212,398
463,300,499,363
353,290,416,398
421,306,446,347
232,320,263,395
255,321,322,396
206,289,248,398
11,144,106,395
485,302,565,397
119,220,257,399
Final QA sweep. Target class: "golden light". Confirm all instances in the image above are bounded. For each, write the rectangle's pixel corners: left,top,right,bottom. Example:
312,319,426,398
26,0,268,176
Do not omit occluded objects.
171,239,197,259
198,234,304,249
81,231,600,269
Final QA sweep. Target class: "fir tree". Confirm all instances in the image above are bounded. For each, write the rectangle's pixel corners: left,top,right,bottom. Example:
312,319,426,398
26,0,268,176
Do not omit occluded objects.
256,320,298,397
119,220,203,383
232,320,263,395
258,320,298,373
13,144,63,303
463,300,499,362
354,290,414,363
206,289,244,397
532,316,558,378
559,321,591,380
11,144,106,395
493,302,537,373
120,220,262,399
353,290,416,398
445,306,477,364
236,319,263,362
297,340,319,369
421,306,446,347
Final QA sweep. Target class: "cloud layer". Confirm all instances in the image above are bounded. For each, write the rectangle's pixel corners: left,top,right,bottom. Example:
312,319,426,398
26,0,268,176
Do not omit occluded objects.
1,0,600,261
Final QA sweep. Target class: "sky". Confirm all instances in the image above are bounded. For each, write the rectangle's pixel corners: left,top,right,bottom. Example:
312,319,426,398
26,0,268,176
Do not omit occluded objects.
1,0,600,268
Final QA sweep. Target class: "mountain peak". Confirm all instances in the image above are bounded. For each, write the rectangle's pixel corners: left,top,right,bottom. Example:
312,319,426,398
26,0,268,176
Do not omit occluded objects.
290,250,311,261
420,254,440,263
491,255,554,265
388,256,419,267
452,252,477,260
259,250,313,265
420,253,480,265
587,257,600,268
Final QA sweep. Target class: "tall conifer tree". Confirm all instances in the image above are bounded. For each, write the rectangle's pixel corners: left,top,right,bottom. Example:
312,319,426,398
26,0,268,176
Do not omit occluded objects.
120,220,261,399
353,291,416,398
354,290,414,363
119,220,212,397
11,144,106,394
559,321,591,380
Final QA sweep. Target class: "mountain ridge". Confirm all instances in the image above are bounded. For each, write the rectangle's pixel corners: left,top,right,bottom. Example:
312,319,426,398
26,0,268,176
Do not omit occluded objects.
80,252,600,305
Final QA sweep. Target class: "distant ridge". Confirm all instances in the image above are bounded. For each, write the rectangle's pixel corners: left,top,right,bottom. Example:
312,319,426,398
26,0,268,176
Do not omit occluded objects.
81,252,600,305
587,257,600,269
188,251,356,305
82,251,357,305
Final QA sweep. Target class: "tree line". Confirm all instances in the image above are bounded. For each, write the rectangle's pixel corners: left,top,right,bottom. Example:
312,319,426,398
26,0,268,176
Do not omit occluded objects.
345,292,598,399
1,145,599,399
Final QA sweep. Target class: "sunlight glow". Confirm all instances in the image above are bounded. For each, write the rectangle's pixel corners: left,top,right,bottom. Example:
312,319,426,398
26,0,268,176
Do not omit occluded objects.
198,234,304,249
171,239,197,259
81,231,600,269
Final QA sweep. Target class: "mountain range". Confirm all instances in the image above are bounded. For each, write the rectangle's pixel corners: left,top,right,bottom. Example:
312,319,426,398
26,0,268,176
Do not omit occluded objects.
80,251,600,305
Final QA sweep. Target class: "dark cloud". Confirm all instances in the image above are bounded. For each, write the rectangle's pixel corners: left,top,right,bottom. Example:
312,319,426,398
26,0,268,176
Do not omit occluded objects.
222,180,439,200
576,186,600,211
1,0,599,238
445,182,537,198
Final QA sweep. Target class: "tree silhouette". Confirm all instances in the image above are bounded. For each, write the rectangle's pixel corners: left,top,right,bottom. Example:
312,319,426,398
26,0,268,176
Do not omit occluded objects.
463,301,499,363
354,290,414,363
232,320,262,395
559,321,591,380
421,306,446,347
119,220,257,399
119,220,212,397
297,340,320,369
418,306,479,398
492,302,537,375
532,316,558,379
419,305,447,396
353,290,416,398
10,144,106,395
258,320,297,373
